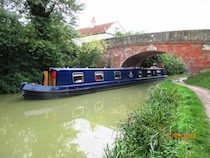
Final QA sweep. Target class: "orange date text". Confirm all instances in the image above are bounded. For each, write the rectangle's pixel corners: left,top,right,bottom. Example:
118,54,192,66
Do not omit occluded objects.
165,133,196,139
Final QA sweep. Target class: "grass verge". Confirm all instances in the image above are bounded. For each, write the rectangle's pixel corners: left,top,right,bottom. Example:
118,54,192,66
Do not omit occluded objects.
185,71,210,89
104,81,210,158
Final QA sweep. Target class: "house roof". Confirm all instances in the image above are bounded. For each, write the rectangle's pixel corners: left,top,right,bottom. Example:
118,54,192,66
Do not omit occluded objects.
78,22,115,36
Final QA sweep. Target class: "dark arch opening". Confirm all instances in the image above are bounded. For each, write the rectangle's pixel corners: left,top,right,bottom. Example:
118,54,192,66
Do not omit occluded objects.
121,51,164,67
121,51,187,75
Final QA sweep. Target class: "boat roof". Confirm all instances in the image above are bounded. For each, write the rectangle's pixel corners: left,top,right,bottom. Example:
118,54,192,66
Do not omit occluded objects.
49,67,162,71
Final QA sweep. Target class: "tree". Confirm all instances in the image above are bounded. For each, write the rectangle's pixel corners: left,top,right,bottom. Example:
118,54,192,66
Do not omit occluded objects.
24,20,80,70
0,8,38,93
0,8,26,74
73,40,107,68
161,54,186,75
1,1,109,94
0,1,84,93
2,0,84,25
8,0,84,71
141,54,186,75
141,55,163,68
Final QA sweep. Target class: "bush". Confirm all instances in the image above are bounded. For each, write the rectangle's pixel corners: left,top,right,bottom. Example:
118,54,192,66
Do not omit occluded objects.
105,85,180,157
0,70,42,94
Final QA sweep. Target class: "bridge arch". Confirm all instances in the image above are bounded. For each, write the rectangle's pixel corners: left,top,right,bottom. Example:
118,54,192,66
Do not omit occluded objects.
121,50,187,69
121,51,165,67
104,30,210,76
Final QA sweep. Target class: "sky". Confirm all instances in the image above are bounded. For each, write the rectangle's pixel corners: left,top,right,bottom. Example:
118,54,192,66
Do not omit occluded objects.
76,0,210,33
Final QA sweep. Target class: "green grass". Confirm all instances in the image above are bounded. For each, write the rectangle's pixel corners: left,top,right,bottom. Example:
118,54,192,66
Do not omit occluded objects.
185,71,210,89
104,81,210,158
161,81,210,158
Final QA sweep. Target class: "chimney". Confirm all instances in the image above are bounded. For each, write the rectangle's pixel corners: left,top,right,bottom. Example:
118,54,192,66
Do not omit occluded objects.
91,17,96,28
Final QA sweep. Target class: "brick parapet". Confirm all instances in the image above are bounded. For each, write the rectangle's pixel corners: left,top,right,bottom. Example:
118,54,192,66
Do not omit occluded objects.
106,30,210,48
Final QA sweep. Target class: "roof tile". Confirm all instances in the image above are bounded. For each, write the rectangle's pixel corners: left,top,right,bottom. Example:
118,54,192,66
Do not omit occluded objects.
78,22,115,36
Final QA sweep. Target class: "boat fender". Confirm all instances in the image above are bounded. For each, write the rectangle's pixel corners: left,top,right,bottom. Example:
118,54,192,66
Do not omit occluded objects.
20,82,27,90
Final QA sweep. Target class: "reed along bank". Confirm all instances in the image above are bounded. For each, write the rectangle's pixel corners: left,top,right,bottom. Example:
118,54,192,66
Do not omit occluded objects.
104,81,210,158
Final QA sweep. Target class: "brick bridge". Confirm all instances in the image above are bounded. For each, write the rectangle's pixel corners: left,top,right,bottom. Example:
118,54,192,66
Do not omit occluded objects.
102,30,210,76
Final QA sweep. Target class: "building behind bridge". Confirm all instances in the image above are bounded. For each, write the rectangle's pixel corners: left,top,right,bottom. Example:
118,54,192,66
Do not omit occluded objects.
76,17,126,44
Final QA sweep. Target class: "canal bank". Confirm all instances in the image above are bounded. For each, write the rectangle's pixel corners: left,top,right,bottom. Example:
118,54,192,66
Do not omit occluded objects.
105,81,210,158
175,80,210,119
0,81,158,158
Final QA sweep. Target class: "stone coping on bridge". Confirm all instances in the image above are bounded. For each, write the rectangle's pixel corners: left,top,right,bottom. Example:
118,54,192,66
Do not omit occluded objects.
107,30,210,47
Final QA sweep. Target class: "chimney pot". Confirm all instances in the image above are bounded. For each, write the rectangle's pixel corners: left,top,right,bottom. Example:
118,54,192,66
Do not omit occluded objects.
91,17,96,28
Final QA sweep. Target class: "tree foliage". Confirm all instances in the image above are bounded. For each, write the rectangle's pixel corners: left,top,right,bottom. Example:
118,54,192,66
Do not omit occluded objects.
73,40,107,68
0,8,41,93
141,54,163,68
0,0,107,94
142,54,186,75
1,0,84,25
0,8,25,74
0,2,108,94
161,54,186,75
24,21,79,70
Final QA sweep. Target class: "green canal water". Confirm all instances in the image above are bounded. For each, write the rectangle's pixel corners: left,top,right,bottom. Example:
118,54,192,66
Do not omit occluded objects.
0,81,160,158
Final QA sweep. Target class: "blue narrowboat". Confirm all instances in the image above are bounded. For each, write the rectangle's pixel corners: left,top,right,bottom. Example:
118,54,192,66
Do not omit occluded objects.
20,67,167,100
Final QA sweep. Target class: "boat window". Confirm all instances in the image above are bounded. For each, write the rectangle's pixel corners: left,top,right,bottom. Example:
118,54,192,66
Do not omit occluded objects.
129,71,133,78
114,71,121,79
95,71,104,81
72,72,84,83
147,70,152,76
152,70,156,76
157,70,161,75
138,70,142,77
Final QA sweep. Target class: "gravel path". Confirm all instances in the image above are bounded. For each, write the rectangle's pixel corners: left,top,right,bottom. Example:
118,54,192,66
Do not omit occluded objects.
174,78,210,120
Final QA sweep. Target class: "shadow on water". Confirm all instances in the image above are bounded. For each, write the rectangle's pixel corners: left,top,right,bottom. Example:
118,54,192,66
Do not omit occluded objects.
0,81,159,158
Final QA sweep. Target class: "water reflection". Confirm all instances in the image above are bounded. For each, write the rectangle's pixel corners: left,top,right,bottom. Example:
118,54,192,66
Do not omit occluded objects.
0,82,157,158
69,118,115,158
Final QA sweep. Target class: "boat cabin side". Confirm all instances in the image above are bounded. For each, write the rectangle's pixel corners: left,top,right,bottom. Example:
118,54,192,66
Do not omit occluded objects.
43,68,165,86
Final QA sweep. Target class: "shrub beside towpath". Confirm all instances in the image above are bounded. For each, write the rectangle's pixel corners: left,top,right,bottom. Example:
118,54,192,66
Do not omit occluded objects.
105,81,210,158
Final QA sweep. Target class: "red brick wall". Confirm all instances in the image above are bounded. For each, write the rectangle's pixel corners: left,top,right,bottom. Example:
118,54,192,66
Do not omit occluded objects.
103,43,210,76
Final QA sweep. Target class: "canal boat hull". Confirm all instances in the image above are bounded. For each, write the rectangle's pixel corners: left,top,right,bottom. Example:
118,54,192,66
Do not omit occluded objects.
20,67,167,100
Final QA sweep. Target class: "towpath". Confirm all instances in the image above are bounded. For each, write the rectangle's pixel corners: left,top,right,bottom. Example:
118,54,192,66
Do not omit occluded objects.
173,78,210,120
